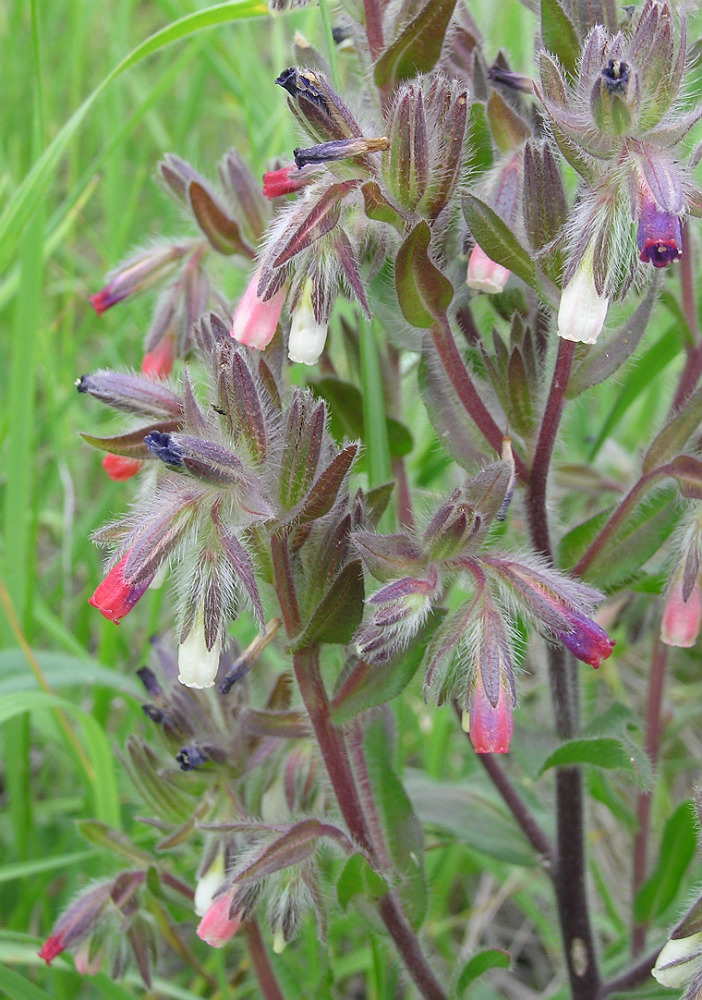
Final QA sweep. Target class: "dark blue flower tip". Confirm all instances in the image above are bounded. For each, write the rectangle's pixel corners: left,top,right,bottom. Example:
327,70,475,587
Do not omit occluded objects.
144,430,185,468
176,745,209,771
601,59,629,93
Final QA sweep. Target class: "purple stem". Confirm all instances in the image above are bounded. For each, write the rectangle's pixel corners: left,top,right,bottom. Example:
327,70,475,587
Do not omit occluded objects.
243,920,287,1000
362,0,385,62
599,946,662,996
431,315,528,480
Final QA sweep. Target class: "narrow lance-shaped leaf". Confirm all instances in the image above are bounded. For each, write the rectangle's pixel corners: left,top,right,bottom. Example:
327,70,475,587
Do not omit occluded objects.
634,801,697,924
188,180,255,258
463,194,536,290
292,560,365,649
486,90,531,154
395,221,453,328
290,443,359,524
233,820,325,883
80,419,181,458
272,181,359,267
643,387,702,473
373,0,458,90
541,0,580,78
214,521,265,627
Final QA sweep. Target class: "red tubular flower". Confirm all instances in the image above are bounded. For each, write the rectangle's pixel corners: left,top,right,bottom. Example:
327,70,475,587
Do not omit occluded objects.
262,163,313,199
102,454,144,481
141,335,176,378
467,677,513,754
556,611,615,667
89,552,153,623
39,933,67,964
89,287,128,315
196,893,243,948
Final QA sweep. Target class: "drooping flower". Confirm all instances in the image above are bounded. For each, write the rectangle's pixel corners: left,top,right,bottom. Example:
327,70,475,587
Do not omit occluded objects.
196,892,243,948
102,453,144,481
652,931,702,989
467,244,511,294
288,278,328,365
38,882,113,965
195,852,227,917
230,266,286,350
556,610,615,668
557,246,609,344
661,569,702,648
141,334,176,378
89,245,188,315
262,163,314,199
89,552,154,624
464,674,514,754
178,609,223,689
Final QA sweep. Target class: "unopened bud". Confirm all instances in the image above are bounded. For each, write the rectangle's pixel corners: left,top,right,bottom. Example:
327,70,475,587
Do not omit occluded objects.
90,244,188,315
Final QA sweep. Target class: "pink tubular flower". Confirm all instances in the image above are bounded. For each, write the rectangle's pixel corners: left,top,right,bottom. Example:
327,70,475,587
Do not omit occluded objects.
90,287,129,315
89,552,153,624
196,893,243,948
661,573,702,648
230,267,286,350
466,677,514,754
556,611,615,667
102,454,144,481
467,244,511,294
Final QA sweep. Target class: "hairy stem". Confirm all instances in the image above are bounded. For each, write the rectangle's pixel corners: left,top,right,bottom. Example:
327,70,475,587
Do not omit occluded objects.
526,343,601,999
243,919,287,1000
362,0,384,62
671,221,701,411
431,315,528,480
527,338,576,559
632,636,669,955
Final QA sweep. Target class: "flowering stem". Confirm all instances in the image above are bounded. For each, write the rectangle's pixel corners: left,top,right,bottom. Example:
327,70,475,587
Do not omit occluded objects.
527,338,576,559
474,750,554,866
273,537,448,1000
431,316,528,480
243,919,287,1000
631,636,668,955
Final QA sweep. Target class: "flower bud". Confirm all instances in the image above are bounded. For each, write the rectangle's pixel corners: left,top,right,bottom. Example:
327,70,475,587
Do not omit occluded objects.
141,335,176,378
89,552,154,624
231,266,286,351
556,610,615,668
102,454,144,481
288,279,328,365
276,68,362,144
89,244,188,315
263,163,315,199
557,247,609,345
652,931,702,989
590,59,638,136
38,882,113,965
294,136,389,169
178,611,223,689
661,569,702,648
195,852,227,917
467,244,511,293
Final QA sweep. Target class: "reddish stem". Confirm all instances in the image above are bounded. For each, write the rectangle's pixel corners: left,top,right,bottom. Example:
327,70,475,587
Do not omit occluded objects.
243,920,287,1000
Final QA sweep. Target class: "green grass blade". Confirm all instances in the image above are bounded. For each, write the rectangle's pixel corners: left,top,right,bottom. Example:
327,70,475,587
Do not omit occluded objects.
0,964,54,1000
0,0,268,273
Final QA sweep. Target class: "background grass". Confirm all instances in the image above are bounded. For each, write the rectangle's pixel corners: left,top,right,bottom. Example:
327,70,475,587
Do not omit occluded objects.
3,1,702,998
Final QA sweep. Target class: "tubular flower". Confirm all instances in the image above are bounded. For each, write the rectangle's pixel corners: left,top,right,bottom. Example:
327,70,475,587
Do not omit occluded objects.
102,454,144,481
637,202,683,268
178,611,223,689
288,279,328,365
556,610,615,668
230,266,286,350
557,246,609,344
467,244,511,294
89,244,187,315
196,893,243,948
464,675,514,754
652,932,702,989
661,571,702,648
89,552,154,624
141,335,176,378
262,163,315,199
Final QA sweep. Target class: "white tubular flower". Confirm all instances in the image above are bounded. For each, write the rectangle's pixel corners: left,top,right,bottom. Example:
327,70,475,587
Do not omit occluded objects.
558,246,609,345
194,852,227,917
652,932,702,989
178,612,223,689
288,279,328,365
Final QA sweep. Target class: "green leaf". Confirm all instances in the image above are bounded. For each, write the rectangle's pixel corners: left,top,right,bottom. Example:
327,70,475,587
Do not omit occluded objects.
567,286,657,398
465,102,493,176
644,388,702,472
337,853,389,909
634,802,697,923
453,949,511,997
364,713,427,928
395,221,454,328
0,964,54,1000
0,0,268,276
0,850,99,885
541,0,580,77
292,561,365,650
539,737,653,788
463,194,536,289
557,506,614,572
486,90,530,153
0,691,121,827
330,611,444,724
373,0,457,90
0,649,142,697
312,377,413,459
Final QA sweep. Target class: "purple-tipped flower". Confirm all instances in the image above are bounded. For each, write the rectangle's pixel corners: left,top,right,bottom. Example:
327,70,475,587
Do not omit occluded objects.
637,197,683,268
230,266,286,351
556,610,615,668
89,244,188,315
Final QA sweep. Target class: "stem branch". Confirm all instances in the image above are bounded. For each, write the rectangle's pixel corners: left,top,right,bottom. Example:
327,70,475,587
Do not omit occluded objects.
243,919,287,1000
